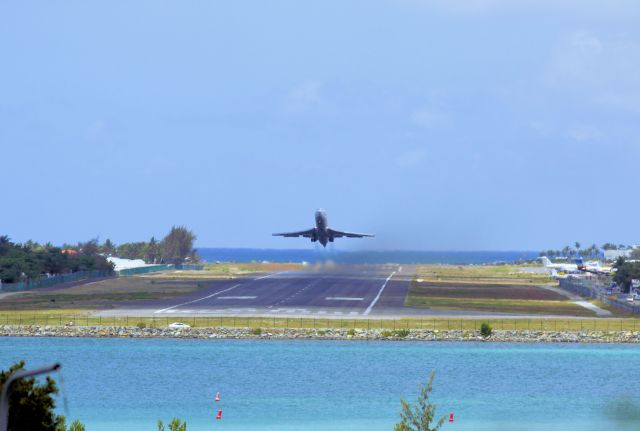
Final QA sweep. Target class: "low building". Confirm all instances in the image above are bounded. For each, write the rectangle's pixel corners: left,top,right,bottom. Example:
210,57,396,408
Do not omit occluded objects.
107,257,149,271
604,248,637,261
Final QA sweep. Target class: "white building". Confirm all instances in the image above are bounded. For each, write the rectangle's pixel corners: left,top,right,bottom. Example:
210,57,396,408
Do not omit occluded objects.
107,257,150,271
604,247,638,261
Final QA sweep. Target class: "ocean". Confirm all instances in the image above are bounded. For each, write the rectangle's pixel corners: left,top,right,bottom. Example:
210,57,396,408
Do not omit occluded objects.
1,337,639,431
197,248,538,264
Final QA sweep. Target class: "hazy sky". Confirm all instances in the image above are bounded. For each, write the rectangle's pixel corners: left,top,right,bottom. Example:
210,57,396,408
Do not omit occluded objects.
1,1,639,250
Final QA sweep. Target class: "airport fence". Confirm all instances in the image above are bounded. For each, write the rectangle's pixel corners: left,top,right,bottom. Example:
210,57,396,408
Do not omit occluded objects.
0,263,204,292
175,264,205,270
560,279,640,315
116,264,174,276
2,314,640,332
0,270,114,293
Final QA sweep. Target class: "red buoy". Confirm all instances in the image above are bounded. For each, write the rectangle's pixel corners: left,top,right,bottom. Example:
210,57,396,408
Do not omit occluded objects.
216,409,222,420
449,412,454,422
215,392,220,402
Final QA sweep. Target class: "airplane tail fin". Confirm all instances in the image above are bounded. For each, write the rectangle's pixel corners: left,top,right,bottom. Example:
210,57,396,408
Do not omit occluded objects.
540,256,552,267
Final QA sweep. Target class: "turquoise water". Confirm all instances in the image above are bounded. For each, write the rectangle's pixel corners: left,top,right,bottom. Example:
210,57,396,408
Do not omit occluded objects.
1,338,639,430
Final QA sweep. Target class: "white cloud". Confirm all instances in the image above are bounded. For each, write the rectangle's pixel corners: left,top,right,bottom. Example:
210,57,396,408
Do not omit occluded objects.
396,148,427,167
566,125,604,142
284,80,322,113
411,107,451,128
545,31,640,113
570,31,603,54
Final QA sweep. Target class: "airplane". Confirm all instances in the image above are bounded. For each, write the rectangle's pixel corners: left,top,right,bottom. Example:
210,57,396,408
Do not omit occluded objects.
575,258,614,275
272,209,374,247
539,256,580,274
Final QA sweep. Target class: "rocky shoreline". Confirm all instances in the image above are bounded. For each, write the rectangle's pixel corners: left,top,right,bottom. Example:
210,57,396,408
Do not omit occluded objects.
2,325,640,343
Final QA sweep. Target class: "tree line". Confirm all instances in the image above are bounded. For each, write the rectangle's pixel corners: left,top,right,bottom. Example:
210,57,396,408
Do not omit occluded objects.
0,226,198,284
0,236,113,284
538,242,639,260
101,226,199,265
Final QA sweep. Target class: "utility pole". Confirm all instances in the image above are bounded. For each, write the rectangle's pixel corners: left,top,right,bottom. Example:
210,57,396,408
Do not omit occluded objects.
0,363,61,431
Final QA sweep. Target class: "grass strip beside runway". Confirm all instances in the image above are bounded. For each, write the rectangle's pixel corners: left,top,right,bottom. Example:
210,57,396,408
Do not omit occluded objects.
416,264,554,285
1,311,640,332
405,297,596,317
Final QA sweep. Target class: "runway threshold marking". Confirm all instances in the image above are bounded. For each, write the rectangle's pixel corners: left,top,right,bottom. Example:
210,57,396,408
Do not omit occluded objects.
217,296,257,300
325,297,364,301
154,284,242,313
363,270,396,316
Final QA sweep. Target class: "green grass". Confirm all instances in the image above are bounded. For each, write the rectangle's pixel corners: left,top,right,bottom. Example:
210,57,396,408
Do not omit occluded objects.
0,277,213,310
405,296,596,317
416,264,553,285
202,262,303,274
1,310,640,332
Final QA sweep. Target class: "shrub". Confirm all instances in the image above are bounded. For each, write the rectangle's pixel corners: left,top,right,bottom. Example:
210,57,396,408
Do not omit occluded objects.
136,321,146,329
347,328,356,336
69,419,86,431
480,322,492,338
394,370,445,431
394,329,410,338
250,327,262,335
381,330,393,337
157,418,187,431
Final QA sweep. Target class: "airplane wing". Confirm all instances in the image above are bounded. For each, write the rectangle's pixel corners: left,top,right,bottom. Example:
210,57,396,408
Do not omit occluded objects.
327,228,374,238
272,229,316,238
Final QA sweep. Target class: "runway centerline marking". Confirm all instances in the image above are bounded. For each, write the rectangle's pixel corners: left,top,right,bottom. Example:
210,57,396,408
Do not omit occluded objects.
254,271,285,280
154,284,242,313
363,270,396,316
272,276,326,307
325,297,364,301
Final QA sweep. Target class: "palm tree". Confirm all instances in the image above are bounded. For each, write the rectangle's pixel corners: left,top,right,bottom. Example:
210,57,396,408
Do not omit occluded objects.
0,235,11,253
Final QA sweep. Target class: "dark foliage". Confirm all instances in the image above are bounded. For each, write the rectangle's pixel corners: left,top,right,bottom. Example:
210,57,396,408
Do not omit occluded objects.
0,361,62,431
0,236,113,283
613,260,640,293
480,322,492,337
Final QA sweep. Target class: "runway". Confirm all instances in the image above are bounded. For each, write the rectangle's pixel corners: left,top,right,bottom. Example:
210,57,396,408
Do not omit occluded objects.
96,264,525,318
95,264,421,318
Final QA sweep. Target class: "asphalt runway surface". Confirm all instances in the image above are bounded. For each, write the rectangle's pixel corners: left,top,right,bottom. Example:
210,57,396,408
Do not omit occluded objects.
97,264,527,318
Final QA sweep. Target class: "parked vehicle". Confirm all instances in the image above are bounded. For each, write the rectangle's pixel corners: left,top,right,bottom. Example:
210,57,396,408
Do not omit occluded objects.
168,322,191,329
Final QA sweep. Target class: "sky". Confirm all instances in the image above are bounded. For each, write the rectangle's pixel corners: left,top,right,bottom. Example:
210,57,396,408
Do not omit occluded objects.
1,1,639,251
